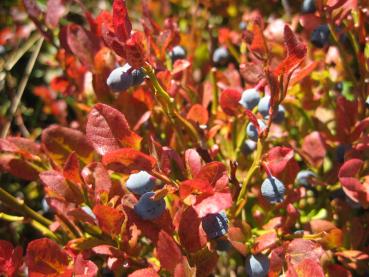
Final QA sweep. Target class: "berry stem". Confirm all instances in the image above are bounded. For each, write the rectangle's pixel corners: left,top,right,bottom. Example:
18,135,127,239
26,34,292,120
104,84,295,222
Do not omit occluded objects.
234,139,264,217
143,63,201,146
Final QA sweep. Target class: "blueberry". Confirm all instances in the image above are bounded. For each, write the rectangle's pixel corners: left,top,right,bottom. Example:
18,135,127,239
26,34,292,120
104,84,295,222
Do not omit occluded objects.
100,268,115,277
301,0,316,14
212,47,229,66
295,170,316,186
215,238,231,252
311,24,330,48
366,96,369,109
272,105,285,124
336,144,351,164
261,176,285,203
243,139,257,154
257,96,271,118
126,171,155,195
239,89,261,110
169,45,187,62
106,63,145,92
246,119,266,142
245,254,270,277
201,211,228,239
134,192,166,220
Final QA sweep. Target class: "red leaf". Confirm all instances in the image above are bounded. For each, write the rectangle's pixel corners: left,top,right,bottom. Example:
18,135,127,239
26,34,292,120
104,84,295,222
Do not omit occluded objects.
184,148,203,178
336,96,358,142
294,259,324,277
102,148,156,174
93,205,125,237
179,179,213,200
286,239,324,266
196,161,228,190
290,62,318,86
86,103,142,155
0,240,23,277
252,231,278,253
40,170,83,204
228,227,248,255
327,264,353,277
275,25,307,76
45,0,67,28
66,24,99,69
194,192,232,218
42,125,94,165
23,0,43,19
338,159,369,207
157,231,182,273
73,254,98,277
63,152,82,185
219,88,241,116
128,268,159,277
26,238,71,277
186,104,209,125
339,159,364,178
172,59,191,76
250,23,266,53
82,162,112,196
265,146,300,184
112,0,132,42
0,155,39,181
178,207,207,253
239,62,264,84
125,32,146,68
301,132,327,168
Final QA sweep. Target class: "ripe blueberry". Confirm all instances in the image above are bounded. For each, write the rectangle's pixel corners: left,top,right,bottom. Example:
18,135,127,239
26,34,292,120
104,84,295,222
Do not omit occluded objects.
245,254,270,277
134,191,166,220
169,45,187,62
301,0,316,14
239,88,261,110
261,176,285,203
201,211,228,239
126,171,155,195
106,63,145,92
295,170,316,186
215,238,231,252
366,96,369,109
273,105,285,124
257,96,271,118
243,139,257,154
311,24,330,48
246,119,266,142
212,47,229,66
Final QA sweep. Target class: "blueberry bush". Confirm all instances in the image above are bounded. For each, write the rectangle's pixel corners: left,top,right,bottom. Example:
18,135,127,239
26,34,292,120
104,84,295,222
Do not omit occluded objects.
0,0,369,276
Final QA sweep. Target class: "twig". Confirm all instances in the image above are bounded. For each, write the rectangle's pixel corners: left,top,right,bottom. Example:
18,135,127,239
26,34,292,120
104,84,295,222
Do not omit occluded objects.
0,187,52,227
1,38,44,138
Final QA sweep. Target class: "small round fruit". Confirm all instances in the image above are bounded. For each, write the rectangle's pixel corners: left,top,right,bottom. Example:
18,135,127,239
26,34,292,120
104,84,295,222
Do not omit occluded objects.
243,139,257,154
295,170,315,186
201,211,228,239
246,119,266,142
257,95,271,118
272,105,285,124
134,191,166,220
215,238,231,252
126,171,155,195
239,88,261,110
245,254,270,277
311,24,330,48
106,63,145,92
261,176,285,203
301,0,316,14
169,45,186,62
336,144,350,164
212,47,229,66
365,96,369,109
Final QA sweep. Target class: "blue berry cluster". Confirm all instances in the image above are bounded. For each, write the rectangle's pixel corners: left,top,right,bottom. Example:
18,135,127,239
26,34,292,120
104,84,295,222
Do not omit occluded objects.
127,171,166,220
